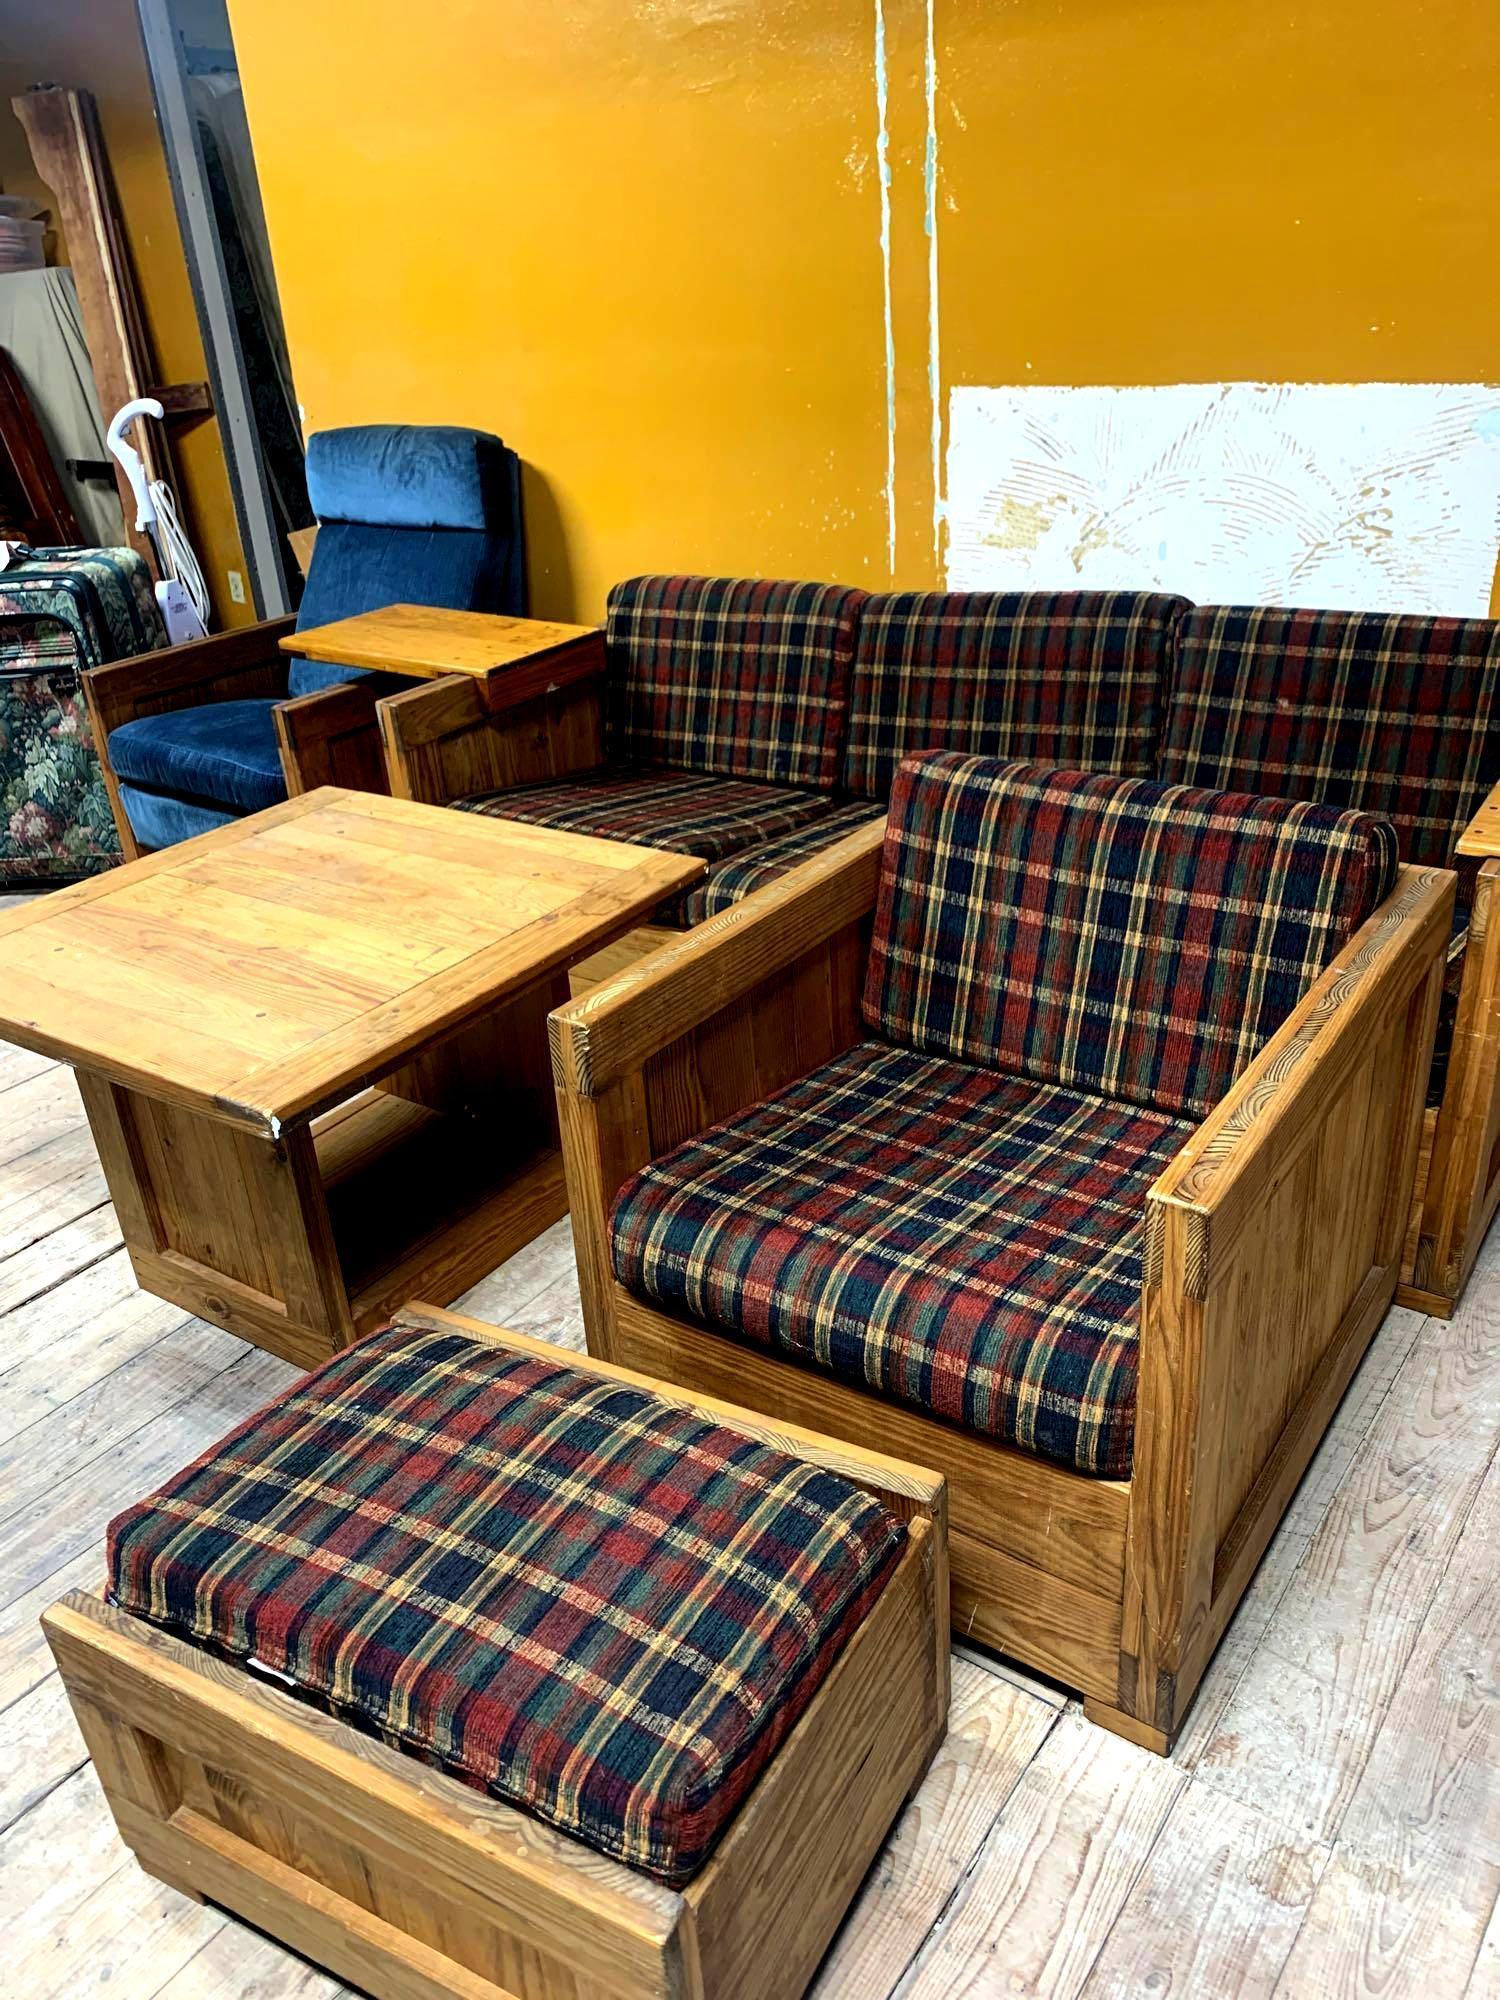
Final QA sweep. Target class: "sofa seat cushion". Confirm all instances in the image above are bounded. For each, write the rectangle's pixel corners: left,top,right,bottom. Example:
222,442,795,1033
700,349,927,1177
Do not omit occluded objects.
117,783,238,850
455,768,843,924
1159,604,1500,895
108,700,286,814
605,575,865,787
844,589,1190,801
106,1316,904,1888
611,1040,1195,1478
866,754,1399,1120
681,802,886,925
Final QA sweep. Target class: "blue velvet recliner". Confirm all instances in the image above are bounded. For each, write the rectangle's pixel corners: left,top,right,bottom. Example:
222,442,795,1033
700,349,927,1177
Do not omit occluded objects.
89,423,525,853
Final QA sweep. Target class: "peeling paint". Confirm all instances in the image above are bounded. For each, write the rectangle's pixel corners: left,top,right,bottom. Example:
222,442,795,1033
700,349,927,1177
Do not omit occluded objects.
924,0,943,562
873,0,897,573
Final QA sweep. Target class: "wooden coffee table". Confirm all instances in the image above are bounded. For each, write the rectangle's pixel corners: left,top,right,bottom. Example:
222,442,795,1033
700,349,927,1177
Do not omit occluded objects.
0,788,699,1367
284,604,603,710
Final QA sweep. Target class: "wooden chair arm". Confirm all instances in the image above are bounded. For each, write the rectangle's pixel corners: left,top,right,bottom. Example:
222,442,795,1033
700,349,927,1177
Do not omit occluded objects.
85,616,296,739
1146,863,1455,1295
380,672,604,806
1456,778,1500,859
549,816,887,1099
274,680,389,798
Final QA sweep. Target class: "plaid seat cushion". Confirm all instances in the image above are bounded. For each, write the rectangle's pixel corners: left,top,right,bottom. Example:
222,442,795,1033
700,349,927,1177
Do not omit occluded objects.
106,1319,904,1887
681,802,885,925
606,575,866,788
612,1041,1195,1477
1159,605,1500,885
455,768,843,925
842,590,1190,801
865,755,1398,1120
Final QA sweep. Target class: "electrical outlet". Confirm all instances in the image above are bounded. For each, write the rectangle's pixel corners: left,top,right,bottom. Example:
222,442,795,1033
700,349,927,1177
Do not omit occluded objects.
227,569,246,605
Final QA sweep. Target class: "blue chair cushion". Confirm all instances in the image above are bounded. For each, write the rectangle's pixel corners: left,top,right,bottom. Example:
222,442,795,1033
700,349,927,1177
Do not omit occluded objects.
289,518,519,694
108,700,287,816
305,425,513,531
117,783,238,850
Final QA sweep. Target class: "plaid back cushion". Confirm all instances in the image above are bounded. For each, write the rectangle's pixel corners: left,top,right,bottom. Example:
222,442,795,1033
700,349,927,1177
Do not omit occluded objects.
606,574,866,788
842,590,1190,801
1160,605,1500,875
106,1319,903,1886
864,755,1399,1119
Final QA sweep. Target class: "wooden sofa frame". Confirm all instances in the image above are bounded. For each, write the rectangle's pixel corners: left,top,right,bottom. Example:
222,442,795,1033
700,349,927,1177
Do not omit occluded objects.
1403,787,1500,1315
45,1304,948,2000
550,818,1453,1751
85,617,393,860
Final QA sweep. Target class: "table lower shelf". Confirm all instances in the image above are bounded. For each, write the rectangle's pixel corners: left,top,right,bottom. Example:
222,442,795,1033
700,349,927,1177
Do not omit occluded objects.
314,1088,567,1332
82,1072,570,1370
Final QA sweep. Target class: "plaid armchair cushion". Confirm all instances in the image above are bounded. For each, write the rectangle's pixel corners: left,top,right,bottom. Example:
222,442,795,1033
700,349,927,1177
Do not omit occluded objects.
1159,605,1500,884
606,575,865,788
865,755,1398,1120
612,1041,1195,1477
106,1318,903,1887
841,589,1190,801
680,802,885,925
455,768,843,925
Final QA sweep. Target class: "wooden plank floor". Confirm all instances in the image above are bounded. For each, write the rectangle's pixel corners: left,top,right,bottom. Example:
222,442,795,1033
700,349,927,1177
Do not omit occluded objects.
1,1037,1495,1996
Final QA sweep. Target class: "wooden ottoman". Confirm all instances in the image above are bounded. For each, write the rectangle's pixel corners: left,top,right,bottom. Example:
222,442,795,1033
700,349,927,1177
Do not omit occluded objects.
44,1305,948,2000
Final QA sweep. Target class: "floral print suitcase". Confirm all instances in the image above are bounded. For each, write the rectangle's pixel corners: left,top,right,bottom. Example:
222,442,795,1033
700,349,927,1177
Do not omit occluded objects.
0,548,166,886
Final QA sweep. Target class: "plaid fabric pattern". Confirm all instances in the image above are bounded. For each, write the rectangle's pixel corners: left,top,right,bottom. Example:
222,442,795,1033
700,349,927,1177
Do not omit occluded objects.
1159,604,1500,879
455,768,842,925
106,1319,904,1887
842,590,1189,801
612,1041,1194,1477
605,575,865,787
681,802,886,925
865,755,1398,1120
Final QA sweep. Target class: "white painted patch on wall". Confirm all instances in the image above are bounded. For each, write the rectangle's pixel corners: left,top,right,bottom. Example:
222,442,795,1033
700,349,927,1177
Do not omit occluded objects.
945,382,1500,614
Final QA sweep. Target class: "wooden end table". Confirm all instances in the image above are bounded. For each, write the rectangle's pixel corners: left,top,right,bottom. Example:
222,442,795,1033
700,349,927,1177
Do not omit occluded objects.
284,604,604,709
0,788,699,1367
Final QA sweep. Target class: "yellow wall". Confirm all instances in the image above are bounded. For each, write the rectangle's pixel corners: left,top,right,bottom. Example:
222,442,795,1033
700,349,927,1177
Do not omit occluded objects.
228,0,1498,620
0,0,252,627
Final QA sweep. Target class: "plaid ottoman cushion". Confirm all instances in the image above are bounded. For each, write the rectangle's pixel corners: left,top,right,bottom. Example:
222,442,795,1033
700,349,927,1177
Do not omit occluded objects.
1160,604,1500,886
842,589,1189,801
612,1040,1194,1477
606,575,865,788
865,755,1398,1120
680,802,886,925
106,1320,904,1887
455,768,843,926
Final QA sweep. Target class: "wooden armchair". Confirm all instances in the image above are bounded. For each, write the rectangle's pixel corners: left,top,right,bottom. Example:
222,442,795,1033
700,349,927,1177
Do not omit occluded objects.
550,757,1452,1751
84,619,389,859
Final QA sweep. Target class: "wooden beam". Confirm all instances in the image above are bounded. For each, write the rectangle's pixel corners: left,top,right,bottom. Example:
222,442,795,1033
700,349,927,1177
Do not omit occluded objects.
11,85,169,569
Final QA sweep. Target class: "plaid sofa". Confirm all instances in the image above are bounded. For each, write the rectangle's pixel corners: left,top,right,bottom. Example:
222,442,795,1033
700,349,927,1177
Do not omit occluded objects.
610,756,1396,1478
454,580,1190,926
106,1315,904,1887
1160,605,1500,1095
684,587,1190,923
457,576,867,913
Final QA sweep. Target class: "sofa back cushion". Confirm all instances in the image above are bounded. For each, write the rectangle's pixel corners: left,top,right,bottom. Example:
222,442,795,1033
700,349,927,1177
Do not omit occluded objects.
1159,605,1500,879
864,754,1399,1119
604,575,865,787
288,425,525,694
842,589,1190,801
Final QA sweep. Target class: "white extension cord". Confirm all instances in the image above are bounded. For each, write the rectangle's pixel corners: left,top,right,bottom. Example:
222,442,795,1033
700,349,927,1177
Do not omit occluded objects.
146,474,211,629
